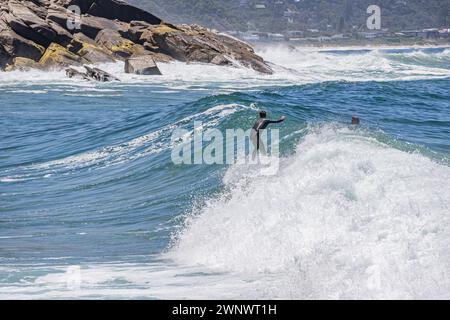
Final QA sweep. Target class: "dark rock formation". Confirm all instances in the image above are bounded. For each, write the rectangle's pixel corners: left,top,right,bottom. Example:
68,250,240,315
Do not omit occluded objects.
84,65,119,81
0,0,273,74
0,18,45,61
0,43,11,68
65,66,87,79
65,65,119,81
125,55,161,75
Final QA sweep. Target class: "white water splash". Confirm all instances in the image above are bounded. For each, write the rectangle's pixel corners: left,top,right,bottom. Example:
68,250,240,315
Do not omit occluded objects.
168,124,450,299
1,46,450,90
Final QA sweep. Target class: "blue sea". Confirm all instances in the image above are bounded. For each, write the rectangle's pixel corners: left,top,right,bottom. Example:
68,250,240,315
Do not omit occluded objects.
1,46,450,299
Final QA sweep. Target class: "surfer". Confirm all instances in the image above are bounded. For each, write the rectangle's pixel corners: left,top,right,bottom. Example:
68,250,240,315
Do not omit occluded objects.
351,116,360,125
251,110,286,159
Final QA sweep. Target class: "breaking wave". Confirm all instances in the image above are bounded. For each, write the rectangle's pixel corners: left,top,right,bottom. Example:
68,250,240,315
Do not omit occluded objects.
169,124,450,299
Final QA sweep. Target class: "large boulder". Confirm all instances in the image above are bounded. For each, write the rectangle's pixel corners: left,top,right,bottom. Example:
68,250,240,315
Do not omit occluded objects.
47,20,73,46
95,29,133,58
3,12,49,47
122,20,153,43
150,24,189,61
76,41,115,63
39,42,85,68
46,4,70,28
3,3,56,47
84,65,119,81
124,55,161,75
0,27,45,61
65,65,119,81
79,15,127,39
71,32,115,63
23,1,49,19
4,56,43,71
65,67,88,80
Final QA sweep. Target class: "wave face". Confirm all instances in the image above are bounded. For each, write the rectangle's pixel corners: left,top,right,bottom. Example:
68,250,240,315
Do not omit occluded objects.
1,45,450,299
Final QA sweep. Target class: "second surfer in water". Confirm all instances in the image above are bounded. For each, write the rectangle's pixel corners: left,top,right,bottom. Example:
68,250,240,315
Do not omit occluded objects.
251,110,286,159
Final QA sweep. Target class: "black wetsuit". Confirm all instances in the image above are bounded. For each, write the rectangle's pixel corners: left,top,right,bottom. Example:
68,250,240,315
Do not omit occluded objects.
251,118,285,151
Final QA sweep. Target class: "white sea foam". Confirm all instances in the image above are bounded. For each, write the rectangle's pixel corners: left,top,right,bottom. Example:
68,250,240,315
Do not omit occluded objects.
100,46,450,84
3,125,450,299
0,262,257,299
259,45,450,82
8,89,48,94
167,124,450,299
1,46,449,89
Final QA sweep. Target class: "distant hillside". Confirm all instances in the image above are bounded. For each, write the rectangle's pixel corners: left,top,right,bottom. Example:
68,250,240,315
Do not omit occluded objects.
128,0,450,32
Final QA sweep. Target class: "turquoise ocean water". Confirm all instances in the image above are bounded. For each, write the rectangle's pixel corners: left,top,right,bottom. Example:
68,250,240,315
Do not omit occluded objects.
1,46,450,299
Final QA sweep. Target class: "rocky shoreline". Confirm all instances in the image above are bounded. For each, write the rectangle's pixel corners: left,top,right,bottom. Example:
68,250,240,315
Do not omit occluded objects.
0,0,273,76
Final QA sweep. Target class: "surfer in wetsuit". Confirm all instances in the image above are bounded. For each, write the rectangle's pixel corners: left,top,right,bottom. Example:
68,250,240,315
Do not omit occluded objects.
251,110,285,159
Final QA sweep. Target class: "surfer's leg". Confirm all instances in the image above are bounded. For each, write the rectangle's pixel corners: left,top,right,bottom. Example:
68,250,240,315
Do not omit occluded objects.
250,129,258,160
259,140,266,155
258,129,266,155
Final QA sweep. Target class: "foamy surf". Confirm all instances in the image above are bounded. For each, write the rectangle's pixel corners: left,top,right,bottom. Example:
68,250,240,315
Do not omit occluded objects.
1,46,450,90
168,124,450,299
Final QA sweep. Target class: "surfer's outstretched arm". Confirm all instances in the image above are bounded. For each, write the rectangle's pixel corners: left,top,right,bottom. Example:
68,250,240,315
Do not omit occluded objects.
265,116,286,126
